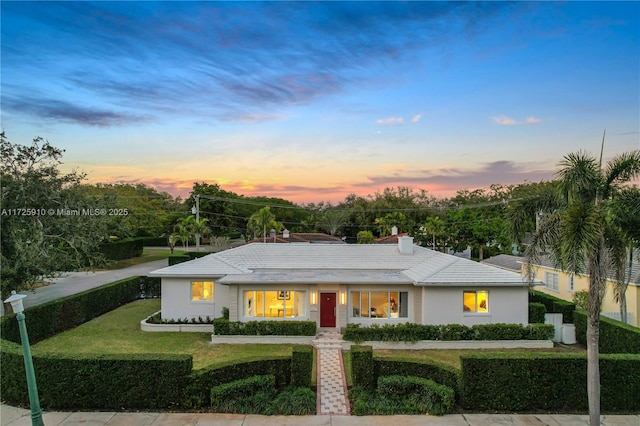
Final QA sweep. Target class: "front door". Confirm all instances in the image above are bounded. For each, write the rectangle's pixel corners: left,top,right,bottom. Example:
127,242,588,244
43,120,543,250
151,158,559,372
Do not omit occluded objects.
320,292,336,327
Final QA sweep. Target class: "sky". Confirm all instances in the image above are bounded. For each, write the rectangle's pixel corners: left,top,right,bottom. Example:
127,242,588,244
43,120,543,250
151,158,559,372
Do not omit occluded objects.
2,1,639,204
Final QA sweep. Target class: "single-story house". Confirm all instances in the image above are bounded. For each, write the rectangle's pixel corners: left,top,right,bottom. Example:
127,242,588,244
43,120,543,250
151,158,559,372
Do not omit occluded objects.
150,236,537,329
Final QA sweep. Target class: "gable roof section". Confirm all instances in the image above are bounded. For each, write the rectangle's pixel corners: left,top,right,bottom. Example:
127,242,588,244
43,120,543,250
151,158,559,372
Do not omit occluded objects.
481,254,523,273
529,255,640,286
150,242,530,286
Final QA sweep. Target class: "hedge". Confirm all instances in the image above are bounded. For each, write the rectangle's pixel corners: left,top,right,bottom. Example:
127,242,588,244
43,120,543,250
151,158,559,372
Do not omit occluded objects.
183,357,292,408
530,290,576,323
99,238,144,261
374,358,461,401
212,318,316,336
460,353,640,412
0,276,155,344
210,375,276,413
141,236,169,246
574,310,640,354
291,345,313,387
168,255,190,266
0,344,192,410
528,302,546,323
342,322,554,342
351,345,375,390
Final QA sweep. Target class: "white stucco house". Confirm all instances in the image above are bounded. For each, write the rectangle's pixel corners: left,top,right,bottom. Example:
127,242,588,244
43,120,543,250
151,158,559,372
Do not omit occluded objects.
149,236,536,329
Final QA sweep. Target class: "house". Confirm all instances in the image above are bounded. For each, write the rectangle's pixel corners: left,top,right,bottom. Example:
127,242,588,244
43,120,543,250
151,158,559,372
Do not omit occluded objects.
246,231,344,244
150,236,536,329
482,254,640,328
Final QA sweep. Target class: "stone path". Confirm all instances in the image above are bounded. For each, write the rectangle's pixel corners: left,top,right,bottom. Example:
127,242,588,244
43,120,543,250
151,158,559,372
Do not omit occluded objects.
312,330,350,416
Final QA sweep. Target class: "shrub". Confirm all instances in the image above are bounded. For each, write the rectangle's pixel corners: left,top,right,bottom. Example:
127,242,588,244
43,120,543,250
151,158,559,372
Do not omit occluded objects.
291,345,313,387
460,353,640,412
574,309,640,354
210,375,276,413
572,290,588,310
529,302,546,323
221,306,229,320
168,255,190,266
99,238,144,261
530,290,575,323
0,276,143,344
212,318,316,336
138,276,161,298
263,387,316,415
141,236,169,246
374,358,461,401
351,345,374,390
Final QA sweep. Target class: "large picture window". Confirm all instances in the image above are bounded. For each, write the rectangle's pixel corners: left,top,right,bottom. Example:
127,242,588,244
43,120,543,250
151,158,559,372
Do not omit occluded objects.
351,291,408,318
243,290,306,318
191,281,214,301
463,290,488,313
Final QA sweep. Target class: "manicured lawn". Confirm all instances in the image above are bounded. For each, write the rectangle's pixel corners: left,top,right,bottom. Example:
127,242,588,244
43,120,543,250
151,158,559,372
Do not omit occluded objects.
104,248,184,270
33,299,295,370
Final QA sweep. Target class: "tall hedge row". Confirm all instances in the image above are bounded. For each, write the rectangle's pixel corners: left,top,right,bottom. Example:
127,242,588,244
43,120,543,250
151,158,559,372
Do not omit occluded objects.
0,276,154,344
351,345,375,390
573,310,640,354
0,343,192,410
99,238,144,261
529,290,576,323
291,345,313,387
460,353,640,412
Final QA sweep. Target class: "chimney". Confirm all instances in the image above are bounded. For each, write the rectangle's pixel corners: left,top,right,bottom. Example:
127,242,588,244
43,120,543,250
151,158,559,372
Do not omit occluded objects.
391,226,398,236
398,235,414,255
283,229,290,239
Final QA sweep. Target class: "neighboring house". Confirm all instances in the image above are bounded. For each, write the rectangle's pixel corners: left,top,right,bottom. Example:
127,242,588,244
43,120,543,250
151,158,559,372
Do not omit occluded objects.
482,254,640,328
150,236,536,329
375,232,409,244
247,232,345,244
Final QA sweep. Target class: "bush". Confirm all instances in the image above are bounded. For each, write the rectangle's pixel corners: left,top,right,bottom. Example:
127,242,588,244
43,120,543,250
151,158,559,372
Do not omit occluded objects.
351,345,374,390
351,375,455,415
141,236,169,246
342,322,553,342
168,255,190,266
460,353,640,412
0,276,143,344
139,276,161,298
99,238,144,261
291,345,313,387
529,302,546,323
212,318,316,336
530,290,575,323
574,310,640,354
210,375,276,413
374,358,461,401
264,387,316,415
0,346,192,410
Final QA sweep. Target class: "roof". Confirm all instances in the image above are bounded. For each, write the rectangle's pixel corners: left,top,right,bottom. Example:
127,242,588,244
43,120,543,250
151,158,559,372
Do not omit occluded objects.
245,232,345,244
375,233,409,244
529,255,640,285
151,242,531,287
481,254,523,273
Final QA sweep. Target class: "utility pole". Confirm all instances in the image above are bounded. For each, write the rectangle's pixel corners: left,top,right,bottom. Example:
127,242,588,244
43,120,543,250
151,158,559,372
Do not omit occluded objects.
194,195,200,252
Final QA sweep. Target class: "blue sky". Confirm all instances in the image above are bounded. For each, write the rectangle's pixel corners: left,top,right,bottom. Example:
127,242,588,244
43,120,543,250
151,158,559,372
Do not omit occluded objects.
2,1,639,203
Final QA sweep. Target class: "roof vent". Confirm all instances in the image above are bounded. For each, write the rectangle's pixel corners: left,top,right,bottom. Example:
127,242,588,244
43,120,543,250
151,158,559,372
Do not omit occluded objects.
283,229,290,238
391,226,398,236
398,235,414,255
269,229,276,238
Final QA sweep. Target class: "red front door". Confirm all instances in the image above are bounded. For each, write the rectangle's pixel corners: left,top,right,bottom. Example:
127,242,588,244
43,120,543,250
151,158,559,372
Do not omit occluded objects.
320,293,336,327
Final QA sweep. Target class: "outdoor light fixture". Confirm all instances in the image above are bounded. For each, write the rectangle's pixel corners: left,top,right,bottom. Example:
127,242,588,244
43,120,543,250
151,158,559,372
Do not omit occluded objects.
4,291,44,426
310,291,317,305
340,291,346,305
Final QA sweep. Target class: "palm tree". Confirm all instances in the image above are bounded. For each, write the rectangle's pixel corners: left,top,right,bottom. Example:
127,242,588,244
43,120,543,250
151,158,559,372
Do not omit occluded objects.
509,149,640,426
423,216,445,251
318,209,347,236
247,206,278,242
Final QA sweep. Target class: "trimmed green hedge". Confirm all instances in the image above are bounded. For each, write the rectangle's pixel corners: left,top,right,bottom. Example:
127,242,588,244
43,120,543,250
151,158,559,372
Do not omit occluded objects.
168,255,190,266
0,276,151,344
529,302,546,323
291,345,313,387
99,238,144,261
574,310,640,354
184,357,291,408
460,353,640,412
374,358,461,401
212,318,316,336
142,236,169,246
343,322,554,342
0,344,192,410
351,345,375,390
210,375,276,413
530,290,576,323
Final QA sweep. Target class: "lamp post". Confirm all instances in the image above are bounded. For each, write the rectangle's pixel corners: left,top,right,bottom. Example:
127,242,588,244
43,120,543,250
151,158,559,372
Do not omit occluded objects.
4,291,44,426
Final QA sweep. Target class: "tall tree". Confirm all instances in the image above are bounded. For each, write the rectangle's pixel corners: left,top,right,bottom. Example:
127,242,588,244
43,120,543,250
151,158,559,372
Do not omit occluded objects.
318,209,348,236
247,206,279,242
509,149,640,426
423,216,445,250
0,133,109,296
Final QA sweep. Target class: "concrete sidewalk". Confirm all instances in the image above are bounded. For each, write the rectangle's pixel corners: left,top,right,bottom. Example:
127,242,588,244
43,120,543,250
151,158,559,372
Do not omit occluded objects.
2,405,639,426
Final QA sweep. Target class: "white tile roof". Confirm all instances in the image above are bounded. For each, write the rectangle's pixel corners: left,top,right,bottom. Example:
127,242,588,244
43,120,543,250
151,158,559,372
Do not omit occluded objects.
150,242,530,287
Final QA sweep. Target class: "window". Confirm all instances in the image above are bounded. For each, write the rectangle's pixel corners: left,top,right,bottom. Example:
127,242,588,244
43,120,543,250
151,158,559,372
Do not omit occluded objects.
243,290,306,318
463,291,488,313
544,272,559,291
568,275,574,292
191,281,214,301
351,291,408,318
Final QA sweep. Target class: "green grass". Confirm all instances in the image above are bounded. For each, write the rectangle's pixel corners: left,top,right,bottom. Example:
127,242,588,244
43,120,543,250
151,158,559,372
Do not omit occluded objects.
103,248,183,270
33,299,295,370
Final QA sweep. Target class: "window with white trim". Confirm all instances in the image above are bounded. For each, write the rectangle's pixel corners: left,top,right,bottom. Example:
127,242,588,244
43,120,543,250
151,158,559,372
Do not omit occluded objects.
463,290,488,313
191,281,214,301
544,272,559,291
351,291,408,318
568,274,574,292
243,290,306,318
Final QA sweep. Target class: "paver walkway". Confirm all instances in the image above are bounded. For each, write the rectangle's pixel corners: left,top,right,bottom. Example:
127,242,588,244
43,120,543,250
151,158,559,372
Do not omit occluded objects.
312,330,350,415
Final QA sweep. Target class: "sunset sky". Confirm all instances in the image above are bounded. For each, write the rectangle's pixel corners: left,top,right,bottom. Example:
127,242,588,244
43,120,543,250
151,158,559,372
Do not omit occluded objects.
2,1,639,204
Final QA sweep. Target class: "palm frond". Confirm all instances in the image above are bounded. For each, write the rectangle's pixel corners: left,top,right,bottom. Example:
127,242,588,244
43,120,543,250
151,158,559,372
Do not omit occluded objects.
556,151,601,203
603,150,640,197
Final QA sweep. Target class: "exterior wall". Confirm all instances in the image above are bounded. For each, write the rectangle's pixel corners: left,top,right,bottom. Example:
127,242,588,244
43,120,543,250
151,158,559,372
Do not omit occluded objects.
422,286,529,326
533,265,638,327
161,277,229,321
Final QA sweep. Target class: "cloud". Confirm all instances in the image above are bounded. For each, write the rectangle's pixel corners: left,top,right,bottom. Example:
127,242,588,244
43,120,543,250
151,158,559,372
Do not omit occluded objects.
491,115,542,126
377,117,405,125
411,114,422,123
